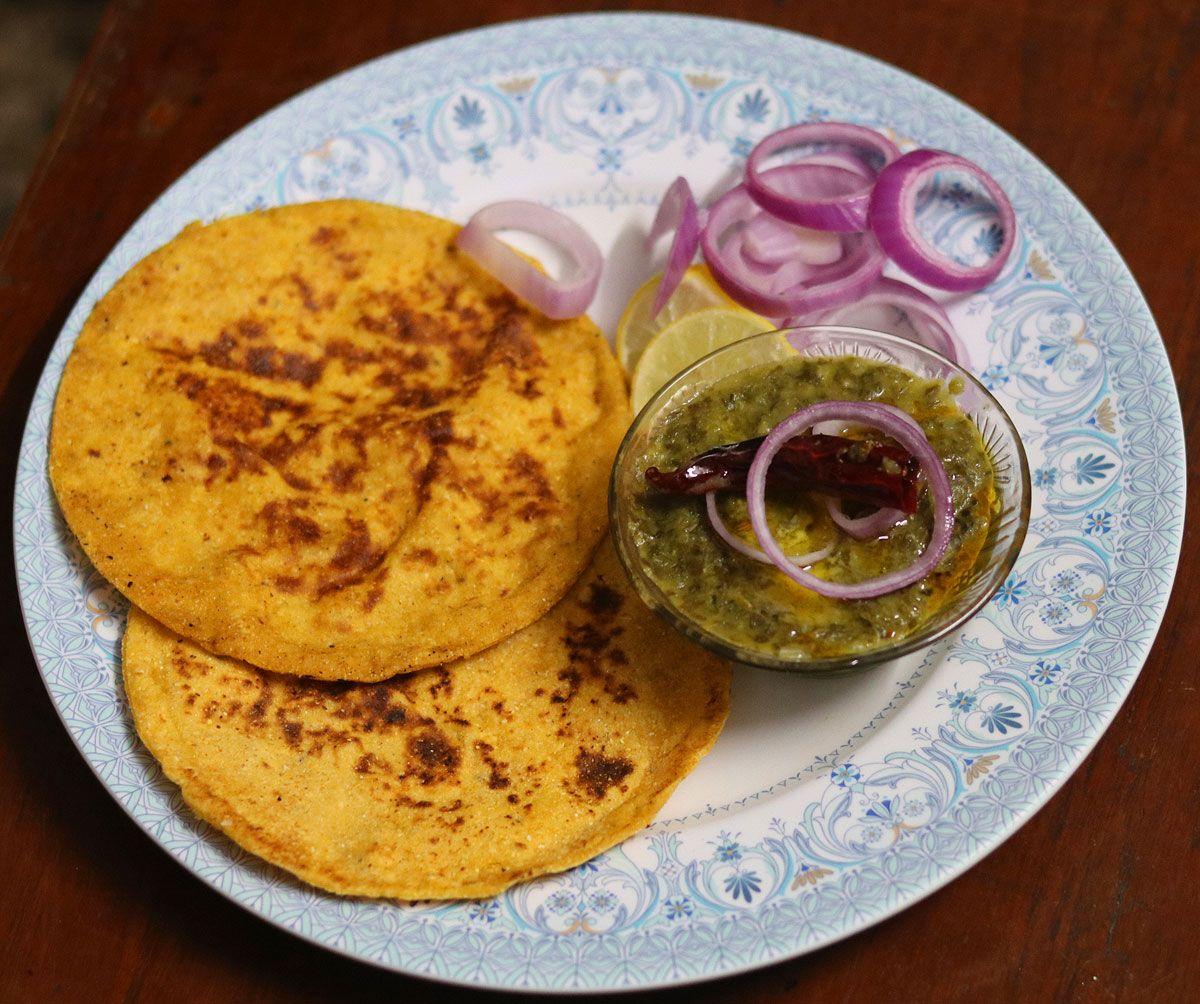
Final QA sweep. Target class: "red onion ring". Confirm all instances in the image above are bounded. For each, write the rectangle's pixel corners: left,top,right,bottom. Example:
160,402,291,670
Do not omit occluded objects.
747,401,954,599
646,177,702,317
727,233,824,295
795,150,875,179
746,122,900,232
824,497,905,540
868,148,1016,292
797,276,966,364
742,215,843,267
701,185,886,317
456,201,603,319
706,493,834,566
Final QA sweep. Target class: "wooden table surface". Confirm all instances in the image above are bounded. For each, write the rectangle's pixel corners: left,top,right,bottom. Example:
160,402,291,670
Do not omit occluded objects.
1,1,1195,1000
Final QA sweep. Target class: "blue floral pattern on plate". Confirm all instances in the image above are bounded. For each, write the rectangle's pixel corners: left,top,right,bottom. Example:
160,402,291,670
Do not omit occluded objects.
13,13,1183,993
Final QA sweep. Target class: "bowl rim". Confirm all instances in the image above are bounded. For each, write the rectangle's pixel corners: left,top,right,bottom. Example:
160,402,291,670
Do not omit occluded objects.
608,324,1033,675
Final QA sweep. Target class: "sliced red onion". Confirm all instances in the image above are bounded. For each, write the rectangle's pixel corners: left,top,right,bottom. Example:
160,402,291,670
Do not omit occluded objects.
795,150,875,179
759,160,872,199
868,148,1016,292
824,496,905,540
706,493,834,566
456,201,602,320
727,233,827,296
746,123,900,232
811,408,922,437
810,419,858,436
747,401,954,599
645,177,702,317
646,177,687,247
742,214,843,267
701,185,885,317
797,276,965,364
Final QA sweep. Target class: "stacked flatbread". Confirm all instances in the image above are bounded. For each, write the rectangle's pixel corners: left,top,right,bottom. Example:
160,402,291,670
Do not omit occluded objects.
50,201,729,898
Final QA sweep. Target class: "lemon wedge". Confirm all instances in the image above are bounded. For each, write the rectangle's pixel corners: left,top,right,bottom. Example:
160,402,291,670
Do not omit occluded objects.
616,264,747,371
629,307,773,412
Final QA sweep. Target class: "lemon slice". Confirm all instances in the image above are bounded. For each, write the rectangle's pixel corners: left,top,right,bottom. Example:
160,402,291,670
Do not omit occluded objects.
630,307,773,412
616,264,745,371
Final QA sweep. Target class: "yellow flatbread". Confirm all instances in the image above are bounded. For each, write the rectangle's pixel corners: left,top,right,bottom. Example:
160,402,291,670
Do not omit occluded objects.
50,200,629,680
123,543,730,899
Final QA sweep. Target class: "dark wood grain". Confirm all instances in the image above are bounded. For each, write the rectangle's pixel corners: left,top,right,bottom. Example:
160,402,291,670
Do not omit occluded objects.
1,1,1196,1000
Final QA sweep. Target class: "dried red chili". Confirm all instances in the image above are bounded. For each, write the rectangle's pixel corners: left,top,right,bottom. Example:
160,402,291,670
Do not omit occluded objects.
644,432,920,513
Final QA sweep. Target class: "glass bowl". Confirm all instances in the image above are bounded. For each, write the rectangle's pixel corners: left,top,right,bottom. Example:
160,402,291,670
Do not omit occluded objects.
609,325,1031,675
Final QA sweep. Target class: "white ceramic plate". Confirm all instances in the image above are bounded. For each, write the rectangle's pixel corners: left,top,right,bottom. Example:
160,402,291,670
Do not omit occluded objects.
15,13,1184,992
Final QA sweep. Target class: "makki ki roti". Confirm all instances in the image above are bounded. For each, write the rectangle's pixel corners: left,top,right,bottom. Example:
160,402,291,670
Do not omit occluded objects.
122,542,730,899
50,200,630,681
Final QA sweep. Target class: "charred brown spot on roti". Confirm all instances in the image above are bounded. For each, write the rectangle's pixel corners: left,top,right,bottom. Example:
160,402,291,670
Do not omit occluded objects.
246,425,320,491
407,729,460,785
204,665,470,763
258,499,322,548
552,605,640,709
427,669,452,699
572,749,634,801
248,346,325,387
355,295,450,345
322,338,377,371
383,383,455,410
473,741,511,789
175,371,207,399
606,677,636,703
325,460,362,492
197,331,237,368
246,688,271,726
170,651,193,680
235,317,266,339
413,411,456,508
492,314,547,373
565,621,612,659
315,519,387,597
304,221,360,278
395,794,435,810
264,675,430,740
289,273,335,312
277,711,302,748
420,411,455,446
581,583,623,618
515,377,541,399
353,287,548,391
175,328,327,389
550,668,582,706
506,451,556,516
362,581,386,612
208,437,265,483
189,377,309,438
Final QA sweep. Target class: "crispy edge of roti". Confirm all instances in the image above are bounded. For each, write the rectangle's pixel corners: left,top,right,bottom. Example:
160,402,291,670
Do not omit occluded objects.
122,606,730,899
